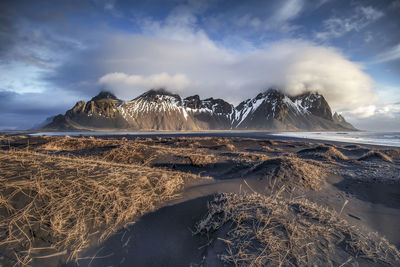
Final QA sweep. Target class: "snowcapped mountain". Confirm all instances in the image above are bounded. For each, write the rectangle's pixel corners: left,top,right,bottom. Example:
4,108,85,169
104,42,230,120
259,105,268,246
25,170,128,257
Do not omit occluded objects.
43,89,356,131
119,89,198,130
233,89,352,130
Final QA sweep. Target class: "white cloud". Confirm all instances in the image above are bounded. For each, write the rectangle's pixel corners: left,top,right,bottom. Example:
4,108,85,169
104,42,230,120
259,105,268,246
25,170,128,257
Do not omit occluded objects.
81,9,391,125
272,0,303,22
99,72,191,99
315,6,383,40
360,6,383,21
219,0,304,33
272,42,377,111
346,103,400,131
373,43,400,63
94,30,378,115
364,31,373,43
346,105,377,118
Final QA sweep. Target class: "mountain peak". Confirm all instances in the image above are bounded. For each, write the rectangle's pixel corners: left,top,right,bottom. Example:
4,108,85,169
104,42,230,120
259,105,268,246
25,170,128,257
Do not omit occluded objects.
90,91,118,101
139,88,178,98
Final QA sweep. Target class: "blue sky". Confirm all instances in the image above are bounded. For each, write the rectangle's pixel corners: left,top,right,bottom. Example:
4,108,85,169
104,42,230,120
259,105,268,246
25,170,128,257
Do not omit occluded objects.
0,0,399,130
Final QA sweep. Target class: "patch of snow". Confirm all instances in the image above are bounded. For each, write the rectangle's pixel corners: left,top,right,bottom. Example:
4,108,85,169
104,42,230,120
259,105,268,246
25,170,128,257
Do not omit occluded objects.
283,96,310,115
236,95,266,126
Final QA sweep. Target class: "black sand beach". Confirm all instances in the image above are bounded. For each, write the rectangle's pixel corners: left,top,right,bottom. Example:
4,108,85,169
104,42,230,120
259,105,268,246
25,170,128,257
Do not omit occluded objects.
0,133,399,266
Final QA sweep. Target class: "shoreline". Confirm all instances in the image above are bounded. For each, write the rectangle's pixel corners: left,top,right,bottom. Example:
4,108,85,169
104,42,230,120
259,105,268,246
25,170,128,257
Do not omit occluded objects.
2,129,400,149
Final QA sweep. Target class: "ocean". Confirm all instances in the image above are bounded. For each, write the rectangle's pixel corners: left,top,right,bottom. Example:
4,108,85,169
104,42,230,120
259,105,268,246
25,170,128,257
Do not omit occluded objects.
271,131,400,148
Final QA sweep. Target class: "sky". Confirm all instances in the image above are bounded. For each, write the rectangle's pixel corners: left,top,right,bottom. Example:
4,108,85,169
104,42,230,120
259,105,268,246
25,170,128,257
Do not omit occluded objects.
0,0,399,130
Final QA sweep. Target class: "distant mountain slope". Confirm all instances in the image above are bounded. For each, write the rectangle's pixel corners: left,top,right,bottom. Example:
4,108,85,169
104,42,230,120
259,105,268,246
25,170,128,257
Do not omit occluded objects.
43,89,356,131
52,92,129,129
234,89,355,130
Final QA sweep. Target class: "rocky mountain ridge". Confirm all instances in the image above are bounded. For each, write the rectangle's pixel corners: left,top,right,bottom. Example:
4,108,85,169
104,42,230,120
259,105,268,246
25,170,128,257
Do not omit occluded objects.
43,89,356,131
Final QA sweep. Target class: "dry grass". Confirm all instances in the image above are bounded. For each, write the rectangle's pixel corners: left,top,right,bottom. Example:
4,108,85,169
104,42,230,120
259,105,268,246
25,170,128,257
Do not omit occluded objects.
188,141,202,148
186,154,218,167
195,192,400,266
236,152,270,163
262,145,275,152
248,156,328,191
102,141,221,167
297,145,348,162
358,151,393,163
102,143,159,165
0,150,195,266
38,136,118,151
224,143,236,151
383,149,400,159
263,140,277,146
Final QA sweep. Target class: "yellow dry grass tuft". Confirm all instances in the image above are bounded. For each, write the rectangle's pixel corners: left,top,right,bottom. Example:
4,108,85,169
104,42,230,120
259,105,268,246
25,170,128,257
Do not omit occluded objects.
38,136,118,151
298,145,348,162
195,192,400,266
186,154,218,167
102,143,158,165
0,150,193,266
262,145,275,152
358,150,393,163
383,149,400,159
224,143,236,151
249,156,328,191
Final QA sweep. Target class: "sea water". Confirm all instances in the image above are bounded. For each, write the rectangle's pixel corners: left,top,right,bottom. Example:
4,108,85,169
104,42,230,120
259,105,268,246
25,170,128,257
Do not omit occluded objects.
271,131,400,147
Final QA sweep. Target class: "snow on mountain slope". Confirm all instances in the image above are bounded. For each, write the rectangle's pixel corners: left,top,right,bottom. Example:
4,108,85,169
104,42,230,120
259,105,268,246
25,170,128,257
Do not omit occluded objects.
43,89,356,131
232,89,353,130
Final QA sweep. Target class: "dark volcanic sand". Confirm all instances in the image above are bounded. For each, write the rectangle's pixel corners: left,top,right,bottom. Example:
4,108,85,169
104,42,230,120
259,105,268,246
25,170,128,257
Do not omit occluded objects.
1,133,399,266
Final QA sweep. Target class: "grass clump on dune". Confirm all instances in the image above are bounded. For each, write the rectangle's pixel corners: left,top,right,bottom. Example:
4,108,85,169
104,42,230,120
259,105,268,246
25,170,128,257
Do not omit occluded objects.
0,150,192,266
103,142,159,165
248,156,328,191
297,145,349,162
187,153,218,167
38,136,118,151
195,192,400,267
358,150,393,163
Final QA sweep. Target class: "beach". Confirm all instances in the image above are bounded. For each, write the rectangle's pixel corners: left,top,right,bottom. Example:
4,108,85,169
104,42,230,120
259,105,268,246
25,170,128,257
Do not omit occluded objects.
0,133,399,266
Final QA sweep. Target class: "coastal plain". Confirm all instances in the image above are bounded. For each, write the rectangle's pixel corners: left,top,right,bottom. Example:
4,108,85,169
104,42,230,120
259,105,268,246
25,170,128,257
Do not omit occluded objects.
0,133,399,266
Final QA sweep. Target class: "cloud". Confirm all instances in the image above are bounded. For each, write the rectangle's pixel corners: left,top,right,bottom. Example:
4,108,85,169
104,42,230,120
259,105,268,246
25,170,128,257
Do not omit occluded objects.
28,3,386,123
99,72,191,99
0,89,82,129
373,43,400,63
272,0,303,22
269,42,377,111
391,0,400,9
79,23,376,114
228,0,304,33
347,103,400,131
315,6,383,40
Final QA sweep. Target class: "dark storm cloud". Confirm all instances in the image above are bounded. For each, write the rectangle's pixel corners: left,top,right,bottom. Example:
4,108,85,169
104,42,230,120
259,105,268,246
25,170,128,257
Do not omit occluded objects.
0,0,112,68
0,90,85,129
0,2,18,60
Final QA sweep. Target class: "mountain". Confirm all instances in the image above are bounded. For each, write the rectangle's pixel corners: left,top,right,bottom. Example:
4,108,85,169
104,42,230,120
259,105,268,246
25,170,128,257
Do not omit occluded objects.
46,91,129,129
119,89,198,130
43,89,356,131
234,89,355,130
